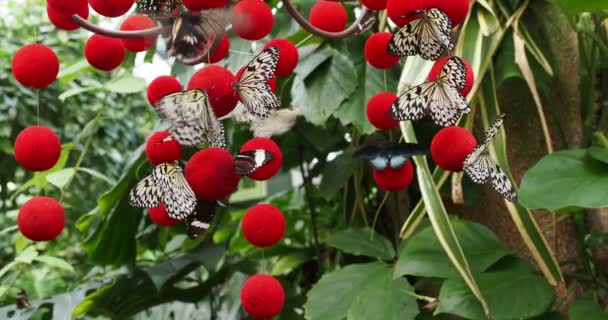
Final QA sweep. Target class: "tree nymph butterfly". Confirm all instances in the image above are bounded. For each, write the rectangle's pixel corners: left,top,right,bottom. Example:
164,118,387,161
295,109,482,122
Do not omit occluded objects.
136,0,181,17
166,9,229,61
235,149,275,176
354,143,427,171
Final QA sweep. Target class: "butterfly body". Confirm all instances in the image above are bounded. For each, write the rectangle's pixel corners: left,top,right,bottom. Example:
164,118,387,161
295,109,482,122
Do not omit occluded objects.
389,8,453,61
354,143,427,171
235,46,281,119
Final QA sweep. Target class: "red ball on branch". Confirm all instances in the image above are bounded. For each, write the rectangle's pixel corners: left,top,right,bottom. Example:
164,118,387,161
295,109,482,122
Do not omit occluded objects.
148,204,179,226
145,131,182,165
309,1,348,32
120,14,157,53
231,0,274,40
364,32,400,69
47,1,89,31
366,92,399,130
428,56,474,96
187,65,238,118
207,35,230,63
241,274,285,319
185,148,240,200
18,196,65,241
14,126,61,172
240,138,282,181
84,34,126,71
263,39,299,76
183,0,227,10
12,44,59,89
47,0,87,15
242,204,286,247
373,161,414,191
146,75,183,106
89,0,135,18
361,0,388,11
430,126,477,172
435,0,470,28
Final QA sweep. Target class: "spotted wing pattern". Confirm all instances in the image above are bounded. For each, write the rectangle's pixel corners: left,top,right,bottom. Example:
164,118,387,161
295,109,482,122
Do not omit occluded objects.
439,56,467,91
167,9,228,60
136,0,181,17
234,149,275,176
236,46,281,119
186,199,218,239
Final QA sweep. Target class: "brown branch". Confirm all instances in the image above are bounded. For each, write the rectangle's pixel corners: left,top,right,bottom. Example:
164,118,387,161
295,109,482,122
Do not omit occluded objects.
68,14,167,39
281,0,376,40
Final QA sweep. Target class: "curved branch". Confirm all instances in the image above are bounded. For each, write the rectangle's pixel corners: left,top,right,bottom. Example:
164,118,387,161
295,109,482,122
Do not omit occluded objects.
281,0,376,40
69,14,167,39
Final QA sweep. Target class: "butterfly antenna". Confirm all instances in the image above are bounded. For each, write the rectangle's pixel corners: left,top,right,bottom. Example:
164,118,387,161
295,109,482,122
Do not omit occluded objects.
399,9,426,19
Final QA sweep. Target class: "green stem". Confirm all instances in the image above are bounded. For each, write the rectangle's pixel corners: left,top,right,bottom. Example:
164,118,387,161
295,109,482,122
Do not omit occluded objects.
370,192,390,241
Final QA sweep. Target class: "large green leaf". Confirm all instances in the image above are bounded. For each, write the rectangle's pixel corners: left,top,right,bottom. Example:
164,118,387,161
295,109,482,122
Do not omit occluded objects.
327,227,396,260
519,149,608,211
569,295,608,320
548,0,608,16
437,271,554,320
104,76,147,94
395,220,510,278
319,150,360,200
347,276,418,320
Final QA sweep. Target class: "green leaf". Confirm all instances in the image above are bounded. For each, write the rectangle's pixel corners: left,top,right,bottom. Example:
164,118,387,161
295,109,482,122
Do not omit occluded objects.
104,76,147,94
0,261,17,279
548,0,608,16
569,295,608,320
78,167,115,185
328,227,395,260
319,151,360,200
520,149,608,210
58,86,101,102
57,59,90,82
46,168,76,189
14,246,38,264
347,276,418,320
395,219,510,279
271,251,312,276
33,255,75,272
437,271,554,320
588,147,608,164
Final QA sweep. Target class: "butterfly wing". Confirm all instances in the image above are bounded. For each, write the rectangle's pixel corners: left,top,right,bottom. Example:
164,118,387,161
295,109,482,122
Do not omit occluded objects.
387,143,428,169
482,114,506,145
168,10,228,60
237,47,281,118
490,165,518,202
389,18,424,57
463,145,493,184
428,83,470,127
235,149,275,176
440,56,467,91
388,9,452,61
159,162,197,220
137,0,180,17
354,144,391,171
129,172,164,208
186,199,218,239
390,82,435,121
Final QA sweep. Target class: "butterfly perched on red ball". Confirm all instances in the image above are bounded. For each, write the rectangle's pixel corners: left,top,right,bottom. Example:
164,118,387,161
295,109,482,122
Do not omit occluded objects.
354,143,428,171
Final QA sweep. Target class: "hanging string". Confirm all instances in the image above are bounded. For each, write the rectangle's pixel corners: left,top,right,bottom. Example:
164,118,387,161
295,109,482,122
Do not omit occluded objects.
32,2,40,125
384,70,387,92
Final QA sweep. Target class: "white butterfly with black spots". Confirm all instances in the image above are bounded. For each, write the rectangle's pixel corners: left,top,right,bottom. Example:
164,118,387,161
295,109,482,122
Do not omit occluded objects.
354,143,427,171
234,149,275,176
233,46,281,119
390,56,470,127
136,0,181,17
154,89,226,149
129,161,197,220
463,114,518,202
167,9,229,60
388,8,454,61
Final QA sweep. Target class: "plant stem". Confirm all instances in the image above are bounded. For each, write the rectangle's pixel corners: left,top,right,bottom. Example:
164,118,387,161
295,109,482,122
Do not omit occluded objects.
297,142,321,268
370,191,390,241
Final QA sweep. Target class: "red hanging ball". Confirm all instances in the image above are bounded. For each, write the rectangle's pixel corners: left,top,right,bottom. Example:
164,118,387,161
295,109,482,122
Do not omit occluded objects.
361,0,388,10
84,34,125,72
12,44,59,89
431,126,477,172
120,14,157,53
364,32,400,70
309,1,348,32
240,138,282,181
14,126,61,172
47,0,87,15
231,0,274,41
88,0,135,18
187,65,238,118
18,196,65,241
387,0,437,27
428,56,474,96
236,66,277,94
263,39,299,76
146,75,183,106
242,204,286,247
373,161,414,191
366,92,399,130
207,35,230,63
183,0,227,10
47,1,89,30
435,0,469,28
185,148,240,200
145,131,183,165
148,204,179,226
241,274,285,319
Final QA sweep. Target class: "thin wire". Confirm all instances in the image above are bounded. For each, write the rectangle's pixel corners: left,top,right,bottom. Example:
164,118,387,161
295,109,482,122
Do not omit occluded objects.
295,34,313,48
33,3,40,125
384,70,388,92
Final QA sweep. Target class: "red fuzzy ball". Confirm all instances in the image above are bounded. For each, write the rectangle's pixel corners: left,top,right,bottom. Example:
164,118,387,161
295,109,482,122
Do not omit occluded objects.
310,1,348,32
187,65,238,118
14,126,61,172
47,1,89,30
88,0,135,17
208,35,230,63
147,75,183,106
436,0,469,28
387,0,436,27
241,274,285,319
12,44,59,89
231,0,274,41
428,56,474,96
47,0,87,14
361,0,387,10
120,15,157,53
242,204,285,247
373,161,414,191
145,131,183,165
84,34,125,71
185,148,240,200
366,92,399,130
431,126,477,172
183,0,227,10
18,197,65,241
240,138,282,181
148,204,179,226
236,66,276,94
364,32,400,69
263,39,299,76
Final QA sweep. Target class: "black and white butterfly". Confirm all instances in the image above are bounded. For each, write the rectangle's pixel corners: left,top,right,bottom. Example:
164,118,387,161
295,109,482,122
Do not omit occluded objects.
463,114,518,202
388,8,453,61
354,143,427,171
16,290,32,310
154,89,226,149
235,149,275,176
233,46,281,119
186,199,219,239
137,0,181,17
129,161,197,220
390,56,470,127
167,9,229,61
